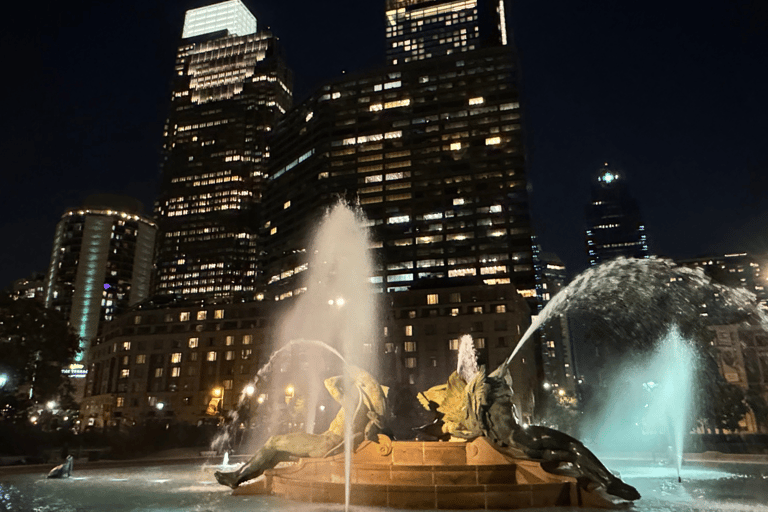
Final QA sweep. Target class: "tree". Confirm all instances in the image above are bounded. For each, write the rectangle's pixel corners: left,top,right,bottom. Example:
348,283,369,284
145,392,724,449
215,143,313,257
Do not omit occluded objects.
0,293,79,411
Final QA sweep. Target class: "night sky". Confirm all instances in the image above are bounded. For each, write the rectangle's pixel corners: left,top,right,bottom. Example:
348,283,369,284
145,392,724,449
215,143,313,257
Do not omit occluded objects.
1,0,767,290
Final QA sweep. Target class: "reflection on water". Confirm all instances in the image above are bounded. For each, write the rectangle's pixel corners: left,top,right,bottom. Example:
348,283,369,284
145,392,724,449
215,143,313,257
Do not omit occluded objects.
0,460,766,511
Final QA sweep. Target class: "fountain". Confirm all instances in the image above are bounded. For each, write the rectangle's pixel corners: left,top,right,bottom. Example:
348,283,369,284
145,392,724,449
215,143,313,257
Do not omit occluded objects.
210,203,643,509
13,204,768,511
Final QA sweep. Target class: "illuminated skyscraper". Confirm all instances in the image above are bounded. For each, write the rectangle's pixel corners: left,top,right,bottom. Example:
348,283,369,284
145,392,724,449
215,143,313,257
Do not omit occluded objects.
585,164,649,266
385,0,509,65
44,195,157,361
154,0,292,299
263,0,535,302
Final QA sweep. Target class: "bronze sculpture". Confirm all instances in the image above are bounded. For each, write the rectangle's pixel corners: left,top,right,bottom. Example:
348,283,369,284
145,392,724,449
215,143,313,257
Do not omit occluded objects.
215,365,386,488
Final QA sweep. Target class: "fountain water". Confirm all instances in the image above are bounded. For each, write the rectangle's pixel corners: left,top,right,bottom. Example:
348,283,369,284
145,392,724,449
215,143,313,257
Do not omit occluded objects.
585,326,696,479
211,202,376,510
500,256,768,375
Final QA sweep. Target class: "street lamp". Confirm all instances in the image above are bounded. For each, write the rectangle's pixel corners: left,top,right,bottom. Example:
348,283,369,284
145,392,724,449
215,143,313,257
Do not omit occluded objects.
285,384,295,404
244,385,255,397
212,387,223,398
0,373,8,388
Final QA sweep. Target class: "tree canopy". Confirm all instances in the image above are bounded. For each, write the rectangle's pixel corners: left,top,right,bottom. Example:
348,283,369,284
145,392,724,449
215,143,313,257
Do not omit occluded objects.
0,293,79,407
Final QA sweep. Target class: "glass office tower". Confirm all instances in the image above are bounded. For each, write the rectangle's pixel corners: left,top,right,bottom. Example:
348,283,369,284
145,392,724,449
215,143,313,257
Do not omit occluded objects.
263,0,535,301
154,0,292,299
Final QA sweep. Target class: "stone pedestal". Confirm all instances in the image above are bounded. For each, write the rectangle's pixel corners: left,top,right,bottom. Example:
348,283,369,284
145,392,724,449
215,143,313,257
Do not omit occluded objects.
233,436,617,509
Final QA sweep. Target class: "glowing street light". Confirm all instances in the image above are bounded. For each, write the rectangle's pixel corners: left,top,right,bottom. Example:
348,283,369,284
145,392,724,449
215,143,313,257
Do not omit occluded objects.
244,384,255,397
212,387,223,398
285,384,295,404
46,400,57,411
0,374,8,388
156,402,165,411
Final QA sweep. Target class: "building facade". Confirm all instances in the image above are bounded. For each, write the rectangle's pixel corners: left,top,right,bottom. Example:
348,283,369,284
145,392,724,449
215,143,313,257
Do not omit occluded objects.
153,0,292,299
81,297,276,427
709,324,768,433
44,195,156,362
384,0,510,65
263,0,534,303
585,164,649,266
678,253,767,308
381,282,536,422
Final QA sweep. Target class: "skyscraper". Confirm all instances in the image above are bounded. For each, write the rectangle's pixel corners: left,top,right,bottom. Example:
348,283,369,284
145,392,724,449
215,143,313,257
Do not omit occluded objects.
153,0,292,299
263,0,535,302
385,0,510,65
585,164,649,266
44,195,157,361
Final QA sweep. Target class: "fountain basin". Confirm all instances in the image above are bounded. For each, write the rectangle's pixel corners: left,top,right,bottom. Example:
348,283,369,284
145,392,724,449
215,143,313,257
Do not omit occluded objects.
233,436,618,509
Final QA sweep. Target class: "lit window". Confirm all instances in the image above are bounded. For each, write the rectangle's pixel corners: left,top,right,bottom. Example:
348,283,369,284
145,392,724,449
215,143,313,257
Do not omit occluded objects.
171,353,182,364
207,351,217,362
214,309,224,319
405,357,417,368
408,310,417,319
122,342,131,351
385,342,395,353
136,354,146,364
451,308,459,317
243,335,253,345
476,337,486,349
473,306,483,314
224,379,234,390
450,142,461,151
134,315,141,325
284,201,291,209
469,96,484,105
120,369,130,379
270,227,277,235
154,368,163,378
180,312,190,321
226,336,235,346
449,338,460,350
405,325,413,337
495,304,506,313
226,351,235,361
197,311,207,321
116,397,125,407
189,337,199,348
405,341,417,352
171,367,181,378
485,136,501,145
427,294,439,305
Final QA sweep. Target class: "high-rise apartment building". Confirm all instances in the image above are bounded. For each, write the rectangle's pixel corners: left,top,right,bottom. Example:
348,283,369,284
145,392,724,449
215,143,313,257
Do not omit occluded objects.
263,0,534,302
44,195,157,361
153,0,292,299
585,164,649,266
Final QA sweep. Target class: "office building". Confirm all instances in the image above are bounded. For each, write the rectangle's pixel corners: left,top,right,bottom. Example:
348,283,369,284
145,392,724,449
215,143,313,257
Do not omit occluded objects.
585,164,649,266
385,0,510,65
263,0,534,303
153,0,292,299
44,195,157,362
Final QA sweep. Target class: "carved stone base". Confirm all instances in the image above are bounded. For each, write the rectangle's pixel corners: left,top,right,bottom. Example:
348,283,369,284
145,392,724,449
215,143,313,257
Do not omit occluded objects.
233,436,620,509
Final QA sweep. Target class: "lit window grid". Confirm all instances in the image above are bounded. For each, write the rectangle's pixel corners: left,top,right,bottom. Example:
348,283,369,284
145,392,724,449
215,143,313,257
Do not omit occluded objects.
264,48,533,296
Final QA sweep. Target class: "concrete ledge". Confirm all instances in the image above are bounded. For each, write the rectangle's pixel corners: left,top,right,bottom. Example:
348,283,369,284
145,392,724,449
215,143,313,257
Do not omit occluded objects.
0,454,248,478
